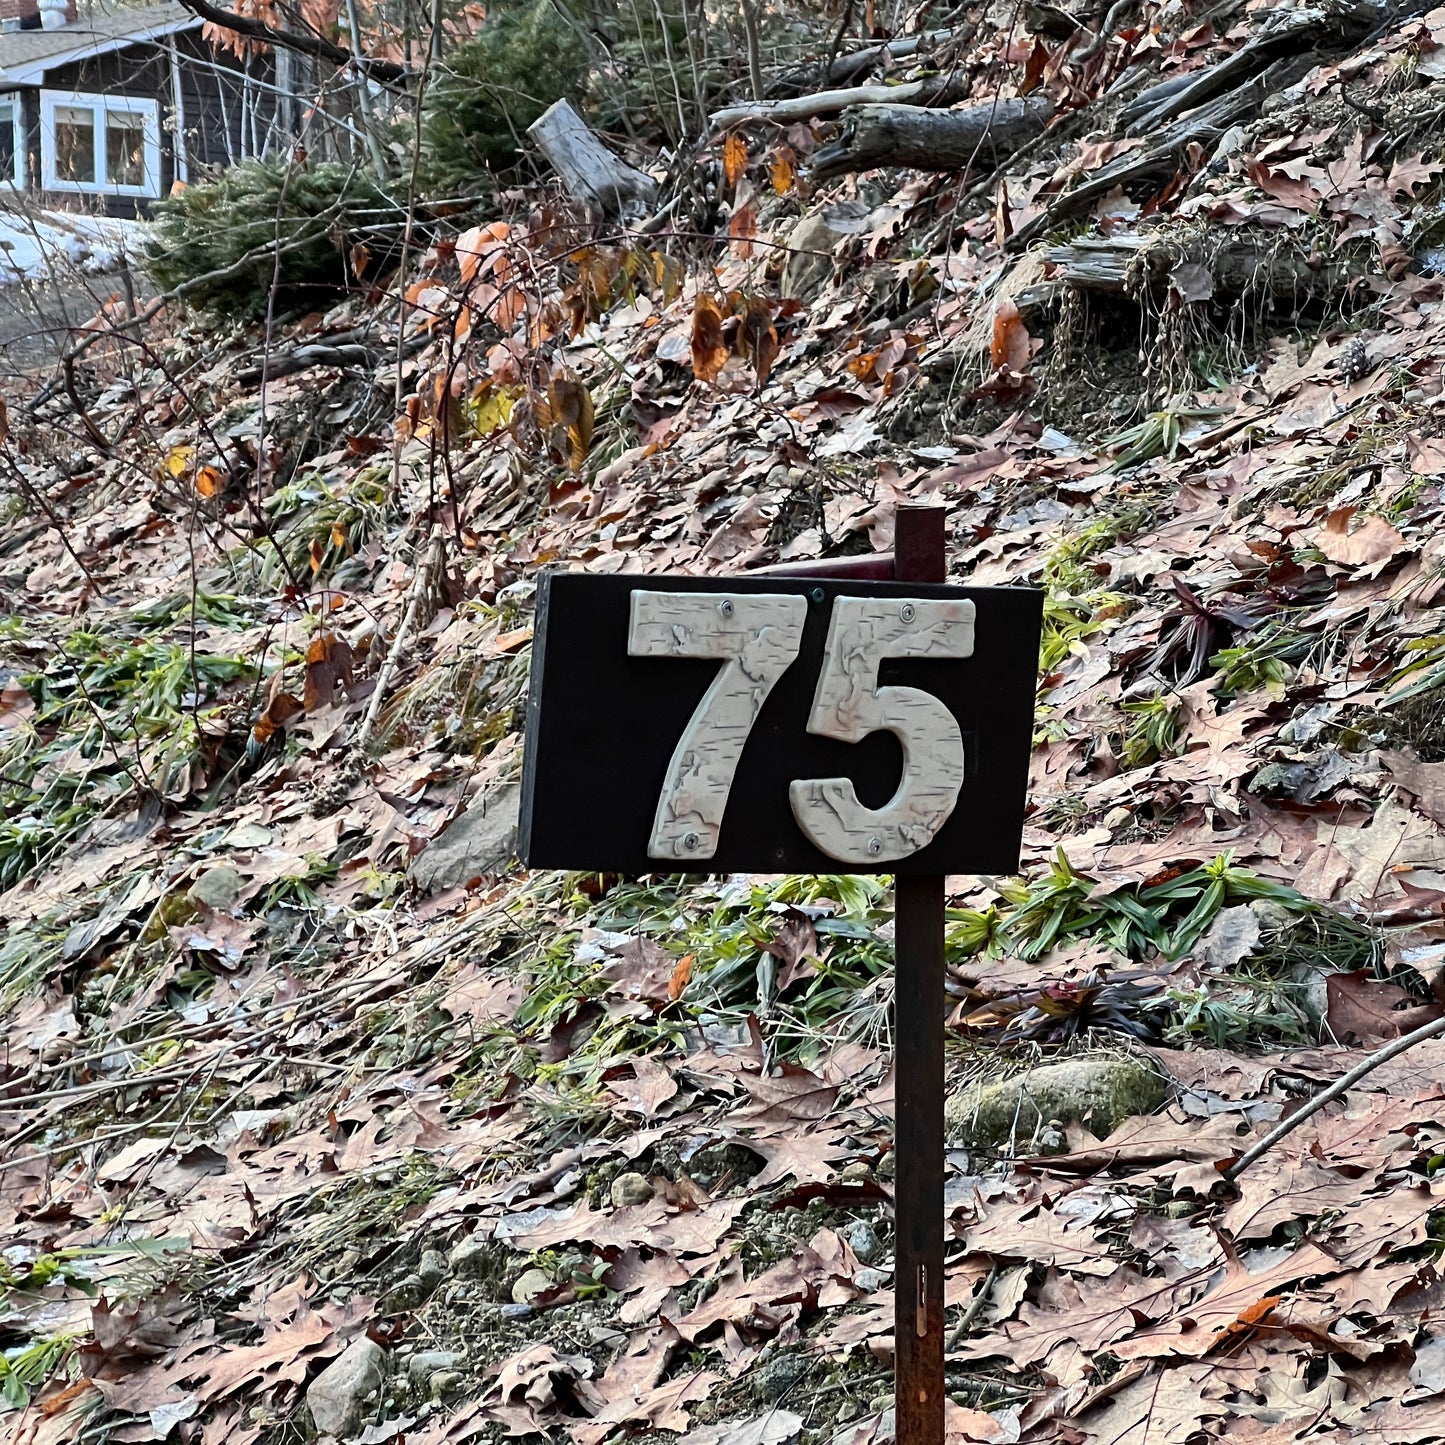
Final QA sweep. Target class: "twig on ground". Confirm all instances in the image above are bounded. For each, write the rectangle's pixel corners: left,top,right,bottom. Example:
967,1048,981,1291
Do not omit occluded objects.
1223,1012,1445,1181
353,523,444,755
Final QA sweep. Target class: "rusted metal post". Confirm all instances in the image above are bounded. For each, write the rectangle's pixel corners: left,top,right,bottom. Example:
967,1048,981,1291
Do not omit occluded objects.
892,504,947,1445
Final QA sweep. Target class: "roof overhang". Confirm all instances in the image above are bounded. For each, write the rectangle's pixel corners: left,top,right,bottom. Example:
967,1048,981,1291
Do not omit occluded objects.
0,11,202,86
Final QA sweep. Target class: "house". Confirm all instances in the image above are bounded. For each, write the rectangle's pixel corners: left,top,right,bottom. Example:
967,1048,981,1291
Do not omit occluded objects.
0,0,309,215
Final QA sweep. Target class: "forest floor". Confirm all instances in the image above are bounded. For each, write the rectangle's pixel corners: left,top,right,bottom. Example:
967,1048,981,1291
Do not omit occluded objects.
10,2,1445,1444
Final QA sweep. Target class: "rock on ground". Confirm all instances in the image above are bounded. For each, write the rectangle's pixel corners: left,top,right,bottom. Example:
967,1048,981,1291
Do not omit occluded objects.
409,781,520,893
307,1336,387,1437
946,1053,1167,1151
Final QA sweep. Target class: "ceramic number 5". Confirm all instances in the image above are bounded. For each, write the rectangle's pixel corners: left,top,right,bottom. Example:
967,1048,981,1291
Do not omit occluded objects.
789,597,976,864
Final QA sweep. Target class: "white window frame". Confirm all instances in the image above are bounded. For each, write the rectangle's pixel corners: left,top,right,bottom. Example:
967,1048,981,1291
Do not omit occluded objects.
39,90,161,199
0,94,23,188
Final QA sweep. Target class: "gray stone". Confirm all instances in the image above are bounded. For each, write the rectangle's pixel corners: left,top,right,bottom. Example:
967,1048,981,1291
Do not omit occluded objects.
846,1221,882,1265
406,1351,461,1386
609,1171,654,1208
429,1370,466,1400
381,1275,427,1312
945,1054,1167,1151
447,1233,499,1282
780,202,870,300
511,1267,553,1304
308,1336,387,1437
189,864,243,911
409,781,521,894
752,1350,809,1401
417,1249,449,1290
854,1266,888,1293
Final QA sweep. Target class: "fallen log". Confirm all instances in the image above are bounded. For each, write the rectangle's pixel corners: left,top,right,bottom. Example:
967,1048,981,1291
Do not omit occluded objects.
526,99,658,219
809,96,1056,180
710,73,971,129
1015,231,1372,310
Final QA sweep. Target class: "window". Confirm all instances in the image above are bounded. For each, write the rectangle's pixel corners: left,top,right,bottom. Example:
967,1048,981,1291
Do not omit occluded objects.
0,97,23,188
39,91,160,198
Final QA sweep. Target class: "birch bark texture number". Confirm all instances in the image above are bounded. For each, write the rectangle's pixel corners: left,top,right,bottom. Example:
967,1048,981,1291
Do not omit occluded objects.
628,591,807,860
790,597,975,864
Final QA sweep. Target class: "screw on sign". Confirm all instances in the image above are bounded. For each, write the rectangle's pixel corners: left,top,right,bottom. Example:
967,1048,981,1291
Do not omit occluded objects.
519,507,1042,1445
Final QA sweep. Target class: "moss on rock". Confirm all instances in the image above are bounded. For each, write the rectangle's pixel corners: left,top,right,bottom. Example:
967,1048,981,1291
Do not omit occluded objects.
945,1054,1168,1152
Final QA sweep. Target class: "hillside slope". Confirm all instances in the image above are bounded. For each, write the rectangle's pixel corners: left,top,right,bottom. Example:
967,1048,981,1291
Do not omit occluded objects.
8,2,1445,1442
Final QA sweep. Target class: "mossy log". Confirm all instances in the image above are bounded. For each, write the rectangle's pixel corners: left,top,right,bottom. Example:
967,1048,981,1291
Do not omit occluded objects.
809,95,1055,180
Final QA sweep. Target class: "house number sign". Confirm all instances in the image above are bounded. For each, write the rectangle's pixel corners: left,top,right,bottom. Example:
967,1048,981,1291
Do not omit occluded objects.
519,510,1041,1445
518,571,1040,876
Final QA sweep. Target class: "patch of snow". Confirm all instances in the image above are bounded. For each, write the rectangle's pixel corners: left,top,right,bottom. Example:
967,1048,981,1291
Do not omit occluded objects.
0,205,142,282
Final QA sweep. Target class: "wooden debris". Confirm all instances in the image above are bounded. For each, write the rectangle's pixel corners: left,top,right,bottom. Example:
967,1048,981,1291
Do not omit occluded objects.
710,73,971,129
809,96,1055,180
526,98,658,219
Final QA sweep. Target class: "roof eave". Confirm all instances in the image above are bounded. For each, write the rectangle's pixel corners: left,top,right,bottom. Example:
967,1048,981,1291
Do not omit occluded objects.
0,12,202,85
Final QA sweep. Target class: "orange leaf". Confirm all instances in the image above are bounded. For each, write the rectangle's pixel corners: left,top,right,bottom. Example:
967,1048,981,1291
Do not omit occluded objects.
723,132,749,189
728,202,757,259
769,148,795,196
737,297,779,387
457,221,511,285
349,241,370,278
538,373,595,475
195,465,225,498
302,632,355,714
690,294,729,384
251,680,301,749
990,297,1031,373
668,953,694,1001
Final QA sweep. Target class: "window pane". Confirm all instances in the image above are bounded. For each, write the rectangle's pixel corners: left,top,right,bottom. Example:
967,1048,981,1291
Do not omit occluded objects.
105,112,145,188
54,106,95,184
0,104,14,183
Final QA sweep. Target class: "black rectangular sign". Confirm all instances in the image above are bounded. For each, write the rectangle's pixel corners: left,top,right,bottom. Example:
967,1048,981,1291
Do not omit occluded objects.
519,572,1041,876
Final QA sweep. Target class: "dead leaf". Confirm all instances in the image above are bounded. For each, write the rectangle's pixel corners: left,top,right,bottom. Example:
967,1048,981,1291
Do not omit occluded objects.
690,294,729,384
990,297,1031,373
302,633,355,714
769,148,794,196
541,374,595,475
736,297,779,387
1312,507,1407,568
1325,969,1442,1045
728,202,758,259
723,132,748,189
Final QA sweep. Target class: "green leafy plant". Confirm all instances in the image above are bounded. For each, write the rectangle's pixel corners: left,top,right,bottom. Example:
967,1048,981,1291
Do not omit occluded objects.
145,159,408,316
423,0,587,186
1210,623,1311,699
1104,405,1225,471
0,1333,78,1409
994,850,1312,964
1120,693,1183,768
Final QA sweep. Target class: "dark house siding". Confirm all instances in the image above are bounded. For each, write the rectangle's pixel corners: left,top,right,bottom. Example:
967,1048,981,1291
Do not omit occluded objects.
25,27,280,217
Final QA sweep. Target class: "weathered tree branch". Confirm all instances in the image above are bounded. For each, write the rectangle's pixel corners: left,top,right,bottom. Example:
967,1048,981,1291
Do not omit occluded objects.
1224,1012,1445,1181
174,0,411,84
710,73,972,129
810,96,1055,180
